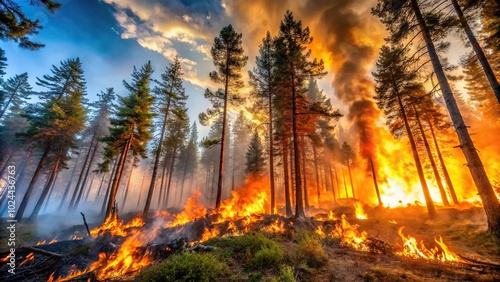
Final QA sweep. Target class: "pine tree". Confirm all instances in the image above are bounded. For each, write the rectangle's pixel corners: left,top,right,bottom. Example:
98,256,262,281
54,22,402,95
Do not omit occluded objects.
143,56,186,219
373,0,500,232
199,24,248,209
273,11,327,219
99,62,154,220
246,132,266,176
0,73,31,120
0,0,61,49
249,31,277,213
15,58,87,220
0,47,6,107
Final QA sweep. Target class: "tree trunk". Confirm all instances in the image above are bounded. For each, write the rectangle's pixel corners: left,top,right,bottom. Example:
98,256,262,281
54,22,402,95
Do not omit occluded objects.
83,173,96,203
58,156,80,210
369,156,383,207
100,158,118,215
268,84,276,214
28,151,62,221
74,138,99,209
414,105,449,206
15,144,51,220
143,97,171,219
428,120,459,205
291,73,305,219
105,135,132,220
165,147,178,208
69,132,97,210
301,140,310,211
137,169,147,208
0,147,32,215
312,145,321,207
394,71,436,217
283,139,293,217
158,150,170,208
347,163,355,199
42,171,59,213
412,0,500,227
450,0,500,103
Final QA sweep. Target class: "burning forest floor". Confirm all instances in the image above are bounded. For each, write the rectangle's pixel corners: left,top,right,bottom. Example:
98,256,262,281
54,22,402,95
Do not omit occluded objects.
1,202,500,282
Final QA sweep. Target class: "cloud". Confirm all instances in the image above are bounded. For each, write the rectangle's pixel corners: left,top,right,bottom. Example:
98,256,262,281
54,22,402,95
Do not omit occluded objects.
103,0,229,89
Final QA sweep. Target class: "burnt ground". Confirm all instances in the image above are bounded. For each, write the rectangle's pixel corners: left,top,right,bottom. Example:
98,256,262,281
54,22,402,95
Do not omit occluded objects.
0,204,499,281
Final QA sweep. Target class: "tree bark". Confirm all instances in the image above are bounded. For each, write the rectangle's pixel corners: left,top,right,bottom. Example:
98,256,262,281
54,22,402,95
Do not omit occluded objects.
42,171,59,213
301,139,310,211
291,71,305,218
428,120,459,205
121,159,135,211
412,0,499,228
450,0,500,103
414,105,449,206
100,158,117,215
15,144,51,220
268,78,276,214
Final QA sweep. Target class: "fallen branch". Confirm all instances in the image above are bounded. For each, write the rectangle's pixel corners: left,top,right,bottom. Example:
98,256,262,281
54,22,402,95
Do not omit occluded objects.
21,246,64,258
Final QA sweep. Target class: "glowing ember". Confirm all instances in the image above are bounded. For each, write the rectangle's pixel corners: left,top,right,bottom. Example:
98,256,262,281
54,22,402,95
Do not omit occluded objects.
354,202,368,220
90,214,144,237
36,240,46,246
20,252,34,266
0,254,10,262
396,227,459,262
47,254,104,282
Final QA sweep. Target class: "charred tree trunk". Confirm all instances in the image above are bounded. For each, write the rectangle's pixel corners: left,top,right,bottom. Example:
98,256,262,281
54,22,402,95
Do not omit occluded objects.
414,105,450,206
143,96,171,219
268,89,276,214
28,150,62,221
283,139,293,217
15,144,51,220
428,120,459,205
450,0,500,104
412,0,500,226
83,173,96,203
158,151,170,208
291,73,305,219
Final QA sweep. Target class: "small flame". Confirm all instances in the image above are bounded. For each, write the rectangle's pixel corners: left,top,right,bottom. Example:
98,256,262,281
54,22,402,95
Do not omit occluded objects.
200,227,220,242
20,252,34,266
354,202,368,220
171,190,207,227
396,227,459,262
0,254,10,262
264,219,285,234
90,214,144,237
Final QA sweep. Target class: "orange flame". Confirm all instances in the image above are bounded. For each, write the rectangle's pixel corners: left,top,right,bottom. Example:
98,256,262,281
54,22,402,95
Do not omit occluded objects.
354,202,368,220
396,227,459,262
20,252,34,266
264,219,286,234
90,214,144,237
171,189,207,227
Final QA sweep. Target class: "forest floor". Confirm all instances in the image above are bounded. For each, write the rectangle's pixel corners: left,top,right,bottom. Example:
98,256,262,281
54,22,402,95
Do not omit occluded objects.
1,203,499,281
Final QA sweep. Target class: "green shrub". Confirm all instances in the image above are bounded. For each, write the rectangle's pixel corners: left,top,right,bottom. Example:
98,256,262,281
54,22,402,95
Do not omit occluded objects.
276,266,297,282
135,252,232,282
298,235,327,268
207,233,283,270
